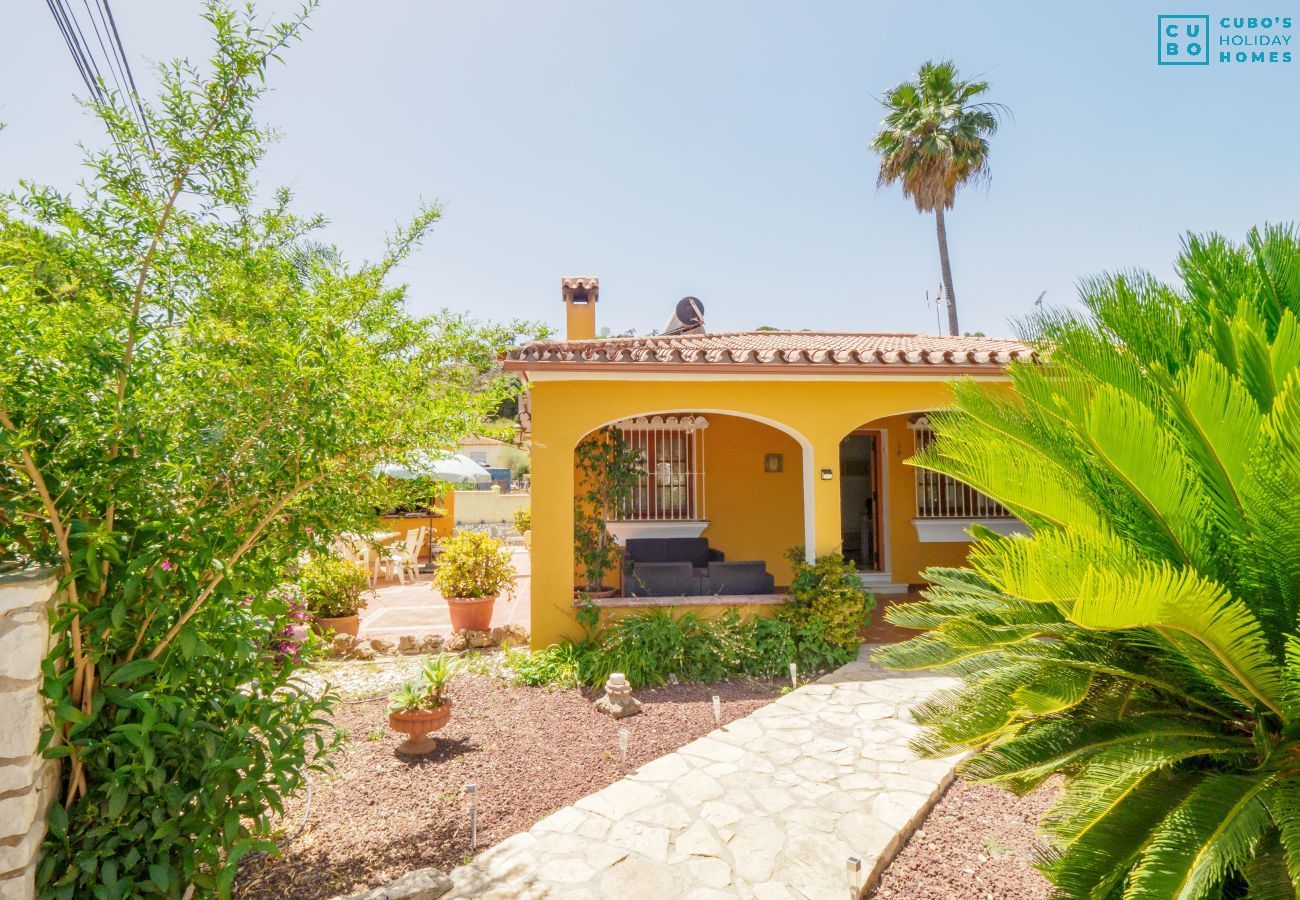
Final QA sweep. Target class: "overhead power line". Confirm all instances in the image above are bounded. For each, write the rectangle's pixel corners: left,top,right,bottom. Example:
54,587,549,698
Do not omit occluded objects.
44,0,153,149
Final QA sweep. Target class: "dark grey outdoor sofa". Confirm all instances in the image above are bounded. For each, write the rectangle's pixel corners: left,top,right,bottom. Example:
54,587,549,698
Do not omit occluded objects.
622,537,775,598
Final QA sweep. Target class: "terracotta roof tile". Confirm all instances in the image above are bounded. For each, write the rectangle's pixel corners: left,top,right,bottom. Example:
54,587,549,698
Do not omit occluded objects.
505,331,1036,371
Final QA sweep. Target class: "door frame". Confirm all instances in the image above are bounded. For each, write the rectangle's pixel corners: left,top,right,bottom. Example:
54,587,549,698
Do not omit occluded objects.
841,428,890,573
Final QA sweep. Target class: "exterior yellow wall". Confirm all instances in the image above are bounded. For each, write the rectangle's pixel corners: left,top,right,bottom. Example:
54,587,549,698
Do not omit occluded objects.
379,493,454,560
565,302,596,341
526,376,1006,648
698,416,803,587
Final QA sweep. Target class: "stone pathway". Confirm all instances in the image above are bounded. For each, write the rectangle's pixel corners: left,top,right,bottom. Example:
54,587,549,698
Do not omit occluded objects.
444,648,960,899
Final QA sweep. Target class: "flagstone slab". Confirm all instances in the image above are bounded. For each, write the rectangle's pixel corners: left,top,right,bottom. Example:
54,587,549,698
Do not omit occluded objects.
442,646,960,898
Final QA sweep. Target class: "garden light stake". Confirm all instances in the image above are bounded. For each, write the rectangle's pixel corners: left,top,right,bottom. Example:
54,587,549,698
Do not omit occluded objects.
465,782,477,850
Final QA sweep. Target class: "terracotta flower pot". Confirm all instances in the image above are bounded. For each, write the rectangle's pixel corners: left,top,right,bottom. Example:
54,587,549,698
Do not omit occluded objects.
389,701,453,756
574,587,616,600
312,614,359,636
447,596,496,632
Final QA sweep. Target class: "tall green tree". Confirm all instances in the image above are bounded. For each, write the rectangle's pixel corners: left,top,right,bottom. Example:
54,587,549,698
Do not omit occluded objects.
0,2,535,894
870,60,1005,336
876,225,1300,898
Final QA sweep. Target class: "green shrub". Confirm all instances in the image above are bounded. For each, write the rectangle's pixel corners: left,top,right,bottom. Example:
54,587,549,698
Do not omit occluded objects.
507,549,873,690
432,530,515,599
576,608,743,687
781,548,875,653
513,506,531,534
299,557,371,618
573,427,642,592
505,643,582,689
389,653,457,711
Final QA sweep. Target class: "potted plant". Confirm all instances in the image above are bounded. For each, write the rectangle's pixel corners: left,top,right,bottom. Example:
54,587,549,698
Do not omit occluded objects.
388,653,457,755
574,427,643,598
300,556,370,636
432,530,515,632
513,506,531,550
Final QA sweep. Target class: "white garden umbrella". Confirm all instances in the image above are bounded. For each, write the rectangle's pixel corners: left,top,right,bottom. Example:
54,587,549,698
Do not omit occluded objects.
374,451,492,569
374,451,492,485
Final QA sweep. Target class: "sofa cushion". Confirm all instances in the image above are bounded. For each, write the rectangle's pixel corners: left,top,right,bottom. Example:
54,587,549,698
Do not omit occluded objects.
624,537,712,568
703,561,775,596
625,561,701,597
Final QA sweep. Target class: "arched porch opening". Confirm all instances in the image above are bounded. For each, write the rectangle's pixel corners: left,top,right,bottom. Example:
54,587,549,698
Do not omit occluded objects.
572,409,811,598
836,408,1024,590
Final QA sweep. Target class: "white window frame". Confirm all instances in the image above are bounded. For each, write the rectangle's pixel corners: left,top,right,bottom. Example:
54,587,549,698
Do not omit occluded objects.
909,416,1027,543
612,415,708,525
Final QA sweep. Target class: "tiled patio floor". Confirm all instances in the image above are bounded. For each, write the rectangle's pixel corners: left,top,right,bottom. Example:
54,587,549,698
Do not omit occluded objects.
358,548,531,638
859,593,924,644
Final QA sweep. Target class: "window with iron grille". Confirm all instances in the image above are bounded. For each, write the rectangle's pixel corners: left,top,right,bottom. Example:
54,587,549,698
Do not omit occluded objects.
912,419,1011,519
614,416,707,521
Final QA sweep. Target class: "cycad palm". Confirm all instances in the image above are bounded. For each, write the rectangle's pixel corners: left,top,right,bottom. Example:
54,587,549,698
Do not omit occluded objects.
875,224,1300,898
871,60,1004,336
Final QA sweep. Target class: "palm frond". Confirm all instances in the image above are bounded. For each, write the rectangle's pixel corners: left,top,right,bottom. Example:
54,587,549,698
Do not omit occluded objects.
1126,772,1275,899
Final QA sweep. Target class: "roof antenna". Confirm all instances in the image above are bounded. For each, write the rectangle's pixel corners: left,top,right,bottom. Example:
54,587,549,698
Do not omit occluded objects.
926,285,946,333
1034,291,1047,308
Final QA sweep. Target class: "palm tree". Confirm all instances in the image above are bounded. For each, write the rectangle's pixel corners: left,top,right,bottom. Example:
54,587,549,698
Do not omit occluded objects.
875,224,1300,897
871,61,1004,336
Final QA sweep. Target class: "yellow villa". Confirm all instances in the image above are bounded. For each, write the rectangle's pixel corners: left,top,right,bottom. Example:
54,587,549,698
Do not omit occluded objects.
506,277,1035,648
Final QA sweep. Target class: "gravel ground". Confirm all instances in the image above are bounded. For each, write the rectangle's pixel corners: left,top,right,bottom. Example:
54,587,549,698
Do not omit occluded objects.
871,779,1058,900
234,670,782,899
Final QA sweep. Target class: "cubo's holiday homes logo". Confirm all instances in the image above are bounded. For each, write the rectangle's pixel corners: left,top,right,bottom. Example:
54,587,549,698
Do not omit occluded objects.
1158,14,1294,65
1158,15,1210,63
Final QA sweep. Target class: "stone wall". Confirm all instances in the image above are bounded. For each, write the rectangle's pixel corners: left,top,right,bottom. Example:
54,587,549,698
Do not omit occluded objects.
0,568,60,900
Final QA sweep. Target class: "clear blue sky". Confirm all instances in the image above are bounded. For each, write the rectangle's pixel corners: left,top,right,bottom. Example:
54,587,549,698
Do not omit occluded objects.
3,2,1298,338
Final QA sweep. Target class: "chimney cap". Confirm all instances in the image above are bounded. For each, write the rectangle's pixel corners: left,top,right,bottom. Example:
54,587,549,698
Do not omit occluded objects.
561,276,599,293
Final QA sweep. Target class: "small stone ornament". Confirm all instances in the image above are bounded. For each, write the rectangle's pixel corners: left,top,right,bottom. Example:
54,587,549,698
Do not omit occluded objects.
594,671,642,719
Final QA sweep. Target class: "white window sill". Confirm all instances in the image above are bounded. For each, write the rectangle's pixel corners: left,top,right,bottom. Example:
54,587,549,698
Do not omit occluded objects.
607,520,709,543
912,517,1029,543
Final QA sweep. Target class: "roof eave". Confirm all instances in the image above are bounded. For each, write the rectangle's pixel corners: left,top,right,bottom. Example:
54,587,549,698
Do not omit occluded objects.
502,359,1019,377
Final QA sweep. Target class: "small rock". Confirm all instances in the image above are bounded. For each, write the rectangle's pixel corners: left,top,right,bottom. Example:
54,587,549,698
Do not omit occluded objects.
398,635,420,654
490,624,529,648
332,633,356,655
369,637,395,654
445,631,467,651
466,630,494,649
330,866,452,899
351,644,376,660
419,634,444,653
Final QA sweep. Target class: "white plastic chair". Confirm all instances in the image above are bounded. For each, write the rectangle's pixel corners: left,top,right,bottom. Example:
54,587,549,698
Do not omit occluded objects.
389,527,427,584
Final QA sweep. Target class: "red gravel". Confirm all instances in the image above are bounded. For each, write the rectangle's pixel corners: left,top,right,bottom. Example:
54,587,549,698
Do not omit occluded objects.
234,674,782,899
871,779,1058,900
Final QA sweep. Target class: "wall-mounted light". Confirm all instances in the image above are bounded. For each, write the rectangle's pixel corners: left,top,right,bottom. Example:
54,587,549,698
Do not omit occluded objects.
820,468,833,481
764,453,783,473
